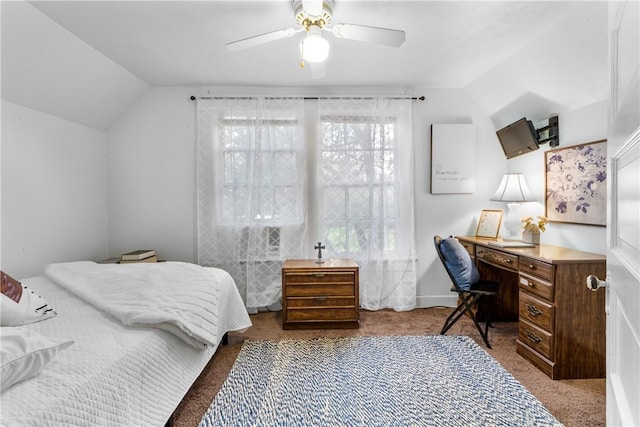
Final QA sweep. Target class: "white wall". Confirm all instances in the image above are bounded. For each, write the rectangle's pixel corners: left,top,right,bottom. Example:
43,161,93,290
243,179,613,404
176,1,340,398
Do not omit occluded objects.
413,88,510,306
1,101,109,279
106,87,197,262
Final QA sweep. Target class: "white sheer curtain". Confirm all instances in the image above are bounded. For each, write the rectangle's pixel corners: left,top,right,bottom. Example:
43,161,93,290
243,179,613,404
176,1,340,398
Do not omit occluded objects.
316,98,417,311
196,97,307,308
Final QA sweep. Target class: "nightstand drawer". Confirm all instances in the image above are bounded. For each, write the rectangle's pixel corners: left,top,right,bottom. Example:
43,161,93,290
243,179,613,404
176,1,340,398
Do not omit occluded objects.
519,291,553,332
285,283,355,297
284,272,355,284
286,307,358,322
286,296,356,308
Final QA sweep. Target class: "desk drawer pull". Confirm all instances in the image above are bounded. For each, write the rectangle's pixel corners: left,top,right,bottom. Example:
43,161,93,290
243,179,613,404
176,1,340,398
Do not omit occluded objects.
313,273,326,278
529,264,536,270
483,252,512,264
526,330,542,343
526,304,542,317
314,296,328,302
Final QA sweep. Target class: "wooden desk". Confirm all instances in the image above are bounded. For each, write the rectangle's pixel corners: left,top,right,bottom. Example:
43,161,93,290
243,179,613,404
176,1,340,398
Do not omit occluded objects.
281,259,359,330
456,236,606,380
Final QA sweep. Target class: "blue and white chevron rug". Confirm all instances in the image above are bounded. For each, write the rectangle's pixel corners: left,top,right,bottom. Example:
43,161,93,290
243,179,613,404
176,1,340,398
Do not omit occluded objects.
199,335,562,427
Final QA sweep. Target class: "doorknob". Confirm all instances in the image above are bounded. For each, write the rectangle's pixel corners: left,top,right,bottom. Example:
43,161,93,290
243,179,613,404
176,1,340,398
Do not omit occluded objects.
586,275,606,291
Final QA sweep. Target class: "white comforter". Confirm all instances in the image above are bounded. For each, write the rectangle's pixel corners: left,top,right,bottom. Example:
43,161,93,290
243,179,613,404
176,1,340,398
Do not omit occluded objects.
45,261,234,347
1,269,252,426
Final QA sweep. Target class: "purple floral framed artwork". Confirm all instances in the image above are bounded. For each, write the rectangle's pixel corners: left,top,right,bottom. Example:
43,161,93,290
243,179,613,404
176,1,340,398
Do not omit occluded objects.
545,139,607,226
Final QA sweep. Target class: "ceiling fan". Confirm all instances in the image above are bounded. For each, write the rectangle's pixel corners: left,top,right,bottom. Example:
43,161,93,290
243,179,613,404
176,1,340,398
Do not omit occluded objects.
226,0,406,74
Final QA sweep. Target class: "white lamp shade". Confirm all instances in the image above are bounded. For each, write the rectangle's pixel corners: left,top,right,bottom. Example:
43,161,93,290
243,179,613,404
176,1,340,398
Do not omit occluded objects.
491,173,535,202
300,27,330,63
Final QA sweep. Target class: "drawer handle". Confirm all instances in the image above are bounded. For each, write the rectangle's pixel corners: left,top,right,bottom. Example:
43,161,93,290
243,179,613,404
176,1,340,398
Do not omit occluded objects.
314,296,328,302
313,273,326,278
484,252,512,264
529,264,536,270
526,330,541,343
526,304,542,317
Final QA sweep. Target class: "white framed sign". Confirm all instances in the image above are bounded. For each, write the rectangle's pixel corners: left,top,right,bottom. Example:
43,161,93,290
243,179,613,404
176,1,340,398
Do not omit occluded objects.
430,124,476,194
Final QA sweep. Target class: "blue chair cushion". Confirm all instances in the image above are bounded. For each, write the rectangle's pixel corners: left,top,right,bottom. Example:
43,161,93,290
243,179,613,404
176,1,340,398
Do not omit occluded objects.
439,237,479,291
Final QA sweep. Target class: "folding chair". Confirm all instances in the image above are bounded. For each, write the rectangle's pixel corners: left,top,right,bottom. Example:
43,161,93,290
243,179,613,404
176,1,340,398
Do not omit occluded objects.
433,235,500,348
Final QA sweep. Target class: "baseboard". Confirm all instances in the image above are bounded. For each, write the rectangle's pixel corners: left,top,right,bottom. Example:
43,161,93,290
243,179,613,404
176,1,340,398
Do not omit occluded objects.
415,295,457,309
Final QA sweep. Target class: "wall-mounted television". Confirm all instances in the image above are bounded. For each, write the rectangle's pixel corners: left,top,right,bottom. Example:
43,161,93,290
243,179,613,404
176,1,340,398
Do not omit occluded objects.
496,118,539,159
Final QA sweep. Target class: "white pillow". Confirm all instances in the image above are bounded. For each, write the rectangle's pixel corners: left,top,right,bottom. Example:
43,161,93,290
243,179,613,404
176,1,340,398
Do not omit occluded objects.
0,285,57,326
1,327,74,391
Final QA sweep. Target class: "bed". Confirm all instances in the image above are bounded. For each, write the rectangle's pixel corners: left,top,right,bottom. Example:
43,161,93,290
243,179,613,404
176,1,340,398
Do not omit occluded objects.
0,261,252,426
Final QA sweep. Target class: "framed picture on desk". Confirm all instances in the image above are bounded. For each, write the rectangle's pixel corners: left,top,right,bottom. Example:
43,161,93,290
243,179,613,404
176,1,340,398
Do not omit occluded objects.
475,209,503,239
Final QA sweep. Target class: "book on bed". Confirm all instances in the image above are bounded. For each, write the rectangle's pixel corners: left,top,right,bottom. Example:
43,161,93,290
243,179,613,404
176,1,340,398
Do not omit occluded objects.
120,255,158,264
121,249,155,261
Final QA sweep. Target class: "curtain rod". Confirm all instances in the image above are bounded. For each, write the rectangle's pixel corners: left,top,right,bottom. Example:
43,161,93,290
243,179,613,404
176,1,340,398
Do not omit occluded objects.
190,95,425,101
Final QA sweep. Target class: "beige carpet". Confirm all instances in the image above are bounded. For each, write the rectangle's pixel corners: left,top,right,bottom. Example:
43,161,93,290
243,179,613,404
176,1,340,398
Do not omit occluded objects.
173,308,605,427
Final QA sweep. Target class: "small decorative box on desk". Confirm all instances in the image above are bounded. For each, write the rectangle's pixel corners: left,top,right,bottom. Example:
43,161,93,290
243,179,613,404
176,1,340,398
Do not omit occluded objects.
282,259,359,330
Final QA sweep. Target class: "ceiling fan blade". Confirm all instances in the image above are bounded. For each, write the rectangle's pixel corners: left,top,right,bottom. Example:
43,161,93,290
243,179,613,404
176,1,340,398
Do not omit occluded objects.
331,23,406,47
226,28,299,52
301,0,323,17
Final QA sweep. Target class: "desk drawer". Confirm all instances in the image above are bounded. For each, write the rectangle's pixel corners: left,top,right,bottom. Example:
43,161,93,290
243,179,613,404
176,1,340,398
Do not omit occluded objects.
519,291,553,332
519,257,554,282
519,273,554,301
476,246,518,271
519,319,553,359
459,240,475,256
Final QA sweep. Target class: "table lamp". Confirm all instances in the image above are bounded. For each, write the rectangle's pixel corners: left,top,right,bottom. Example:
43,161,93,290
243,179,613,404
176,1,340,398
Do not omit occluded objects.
490,173,535,240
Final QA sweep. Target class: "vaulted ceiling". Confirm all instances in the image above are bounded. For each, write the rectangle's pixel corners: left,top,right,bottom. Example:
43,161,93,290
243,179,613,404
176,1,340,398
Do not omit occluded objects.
1,1,608,130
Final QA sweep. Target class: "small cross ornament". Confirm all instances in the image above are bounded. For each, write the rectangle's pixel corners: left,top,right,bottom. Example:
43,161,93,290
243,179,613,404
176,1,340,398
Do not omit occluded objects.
314,241,325,264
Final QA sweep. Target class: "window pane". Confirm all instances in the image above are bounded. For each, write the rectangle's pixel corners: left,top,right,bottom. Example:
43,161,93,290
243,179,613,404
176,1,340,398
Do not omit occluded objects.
325,224,347,253
274,152,296,185
218,112,301,225
275,187,299,222
323,187,346,220
348,186,370,219
223,123,251,149
224,151,247,185
256,189,275,220
255,152,273,186
384,186,395,217
221,186,247,222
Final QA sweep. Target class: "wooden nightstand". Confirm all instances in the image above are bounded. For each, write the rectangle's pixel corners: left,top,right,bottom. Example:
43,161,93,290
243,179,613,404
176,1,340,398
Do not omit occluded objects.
282,259,359,330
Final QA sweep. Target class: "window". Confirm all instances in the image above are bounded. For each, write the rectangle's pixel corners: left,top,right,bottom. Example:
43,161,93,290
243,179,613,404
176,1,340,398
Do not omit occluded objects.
197,97,416,311
217,114,301,225
196,98,307,309
319,114,398,256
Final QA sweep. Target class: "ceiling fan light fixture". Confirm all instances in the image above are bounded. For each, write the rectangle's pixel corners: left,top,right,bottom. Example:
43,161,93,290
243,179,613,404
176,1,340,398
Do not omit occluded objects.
300,26,330,63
